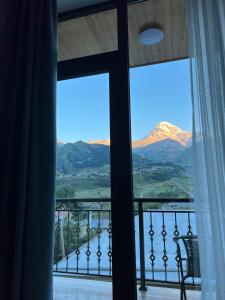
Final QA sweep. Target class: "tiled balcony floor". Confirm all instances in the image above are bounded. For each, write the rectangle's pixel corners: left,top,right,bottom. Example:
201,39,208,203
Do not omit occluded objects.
53,275,201,300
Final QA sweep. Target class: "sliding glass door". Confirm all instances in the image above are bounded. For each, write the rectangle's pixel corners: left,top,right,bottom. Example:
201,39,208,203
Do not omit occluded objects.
55,48,136,300
54,72,113,298
56,2,137,299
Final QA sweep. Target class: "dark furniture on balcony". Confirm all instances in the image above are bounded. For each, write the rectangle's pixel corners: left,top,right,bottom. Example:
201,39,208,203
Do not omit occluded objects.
174,235,201,300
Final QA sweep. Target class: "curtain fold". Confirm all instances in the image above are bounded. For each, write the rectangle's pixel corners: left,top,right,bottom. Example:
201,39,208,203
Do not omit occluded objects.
187,0,225,299
0,1,57,299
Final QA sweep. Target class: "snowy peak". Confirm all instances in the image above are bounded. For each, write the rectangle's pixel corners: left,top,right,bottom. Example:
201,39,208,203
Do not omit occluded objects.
133,122,192,148
156,121,182,132
87,122,192,148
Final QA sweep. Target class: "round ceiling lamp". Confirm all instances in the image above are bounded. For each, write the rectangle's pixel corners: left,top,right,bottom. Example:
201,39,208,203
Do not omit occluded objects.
139,27,164,46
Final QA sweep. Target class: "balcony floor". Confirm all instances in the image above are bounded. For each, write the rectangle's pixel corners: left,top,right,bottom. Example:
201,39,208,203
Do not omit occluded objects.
53,275,201,300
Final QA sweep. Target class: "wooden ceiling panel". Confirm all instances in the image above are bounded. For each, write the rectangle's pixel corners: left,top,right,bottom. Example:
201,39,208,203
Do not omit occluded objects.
58,9,118,60
58,0,188,67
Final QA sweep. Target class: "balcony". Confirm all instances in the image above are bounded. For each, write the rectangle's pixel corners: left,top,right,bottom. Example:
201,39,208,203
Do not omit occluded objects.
53,277,201,300
53,198,201,299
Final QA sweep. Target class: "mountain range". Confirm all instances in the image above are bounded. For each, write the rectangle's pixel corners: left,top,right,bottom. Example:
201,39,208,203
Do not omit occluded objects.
88,122,191,147
57,122,192,175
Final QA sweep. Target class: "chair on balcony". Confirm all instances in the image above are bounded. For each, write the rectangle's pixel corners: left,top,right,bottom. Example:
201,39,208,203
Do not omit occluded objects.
173,235,201,300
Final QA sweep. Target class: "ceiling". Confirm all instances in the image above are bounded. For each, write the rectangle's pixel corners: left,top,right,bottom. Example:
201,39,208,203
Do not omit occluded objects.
58,0,188,67
57,0,108,13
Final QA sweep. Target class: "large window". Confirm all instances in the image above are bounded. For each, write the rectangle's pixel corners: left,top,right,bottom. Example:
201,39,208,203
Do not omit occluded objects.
54,1,196,298
56,60,193,201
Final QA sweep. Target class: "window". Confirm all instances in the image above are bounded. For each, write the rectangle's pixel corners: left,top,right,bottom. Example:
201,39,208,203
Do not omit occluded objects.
130,60,193,200
56,73,111,199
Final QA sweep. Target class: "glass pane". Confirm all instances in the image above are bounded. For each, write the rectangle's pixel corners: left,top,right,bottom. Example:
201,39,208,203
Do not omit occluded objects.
130,60,193,200
56,74,111,199
54,73,112,300
130,59,198,294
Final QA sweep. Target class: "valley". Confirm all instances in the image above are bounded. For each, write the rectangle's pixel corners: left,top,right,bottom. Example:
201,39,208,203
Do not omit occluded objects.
56,122,193,199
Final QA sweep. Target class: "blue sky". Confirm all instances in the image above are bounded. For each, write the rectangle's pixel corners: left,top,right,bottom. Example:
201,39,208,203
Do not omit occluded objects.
57,59,192,143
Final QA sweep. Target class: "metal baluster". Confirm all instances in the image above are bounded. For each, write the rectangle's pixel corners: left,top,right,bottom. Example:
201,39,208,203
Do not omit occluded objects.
55,210,61,271
161,212,168,281
75,210,80,273
187,212,195,285
187,212,193,236
108,210,112,276
174,212,181,282
138,201,147,291
65,210,70,272
59,216,65,259
86,210,91,274
149,211,155,281
97,210,102,275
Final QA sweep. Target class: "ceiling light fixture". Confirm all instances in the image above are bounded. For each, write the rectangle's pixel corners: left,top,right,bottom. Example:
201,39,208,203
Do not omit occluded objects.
139,27,164,46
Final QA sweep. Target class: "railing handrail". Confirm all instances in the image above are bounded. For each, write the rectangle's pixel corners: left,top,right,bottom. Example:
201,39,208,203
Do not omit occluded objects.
55,197,194,203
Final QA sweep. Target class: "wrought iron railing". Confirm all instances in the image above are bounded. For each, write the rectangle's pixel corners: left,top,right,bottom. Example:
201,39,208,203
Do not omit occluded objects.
54,198,198,288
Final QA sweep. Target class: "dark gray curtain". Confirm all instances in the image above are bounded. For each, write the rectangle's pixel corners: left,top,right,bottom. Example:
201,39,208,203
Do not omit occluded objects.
0,0,57,299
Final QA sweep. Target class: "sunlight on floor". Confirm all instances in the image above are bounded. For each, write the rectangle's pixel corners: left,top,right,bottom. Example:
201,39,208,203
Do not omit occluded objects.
53,276,201,300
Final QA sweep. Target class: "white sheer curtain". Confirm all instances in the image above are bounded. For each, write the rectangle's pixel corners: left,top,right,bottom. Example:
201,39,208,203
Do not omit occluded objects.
187,0,225,299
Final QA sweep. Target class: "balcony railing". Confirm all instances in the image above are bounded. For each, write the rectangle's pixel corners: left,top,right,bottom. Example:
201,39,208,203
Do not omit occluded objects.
54,198,199,288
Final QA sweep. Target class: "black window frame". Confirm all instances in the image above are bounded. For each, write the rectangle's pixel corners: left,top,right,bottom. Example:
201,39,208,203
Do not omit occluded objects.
57,2,137,299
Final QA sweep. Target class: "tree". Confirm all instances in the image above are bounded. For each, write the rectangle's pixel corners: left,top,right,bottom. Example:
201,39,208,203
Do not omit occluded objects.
56,186,76,198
